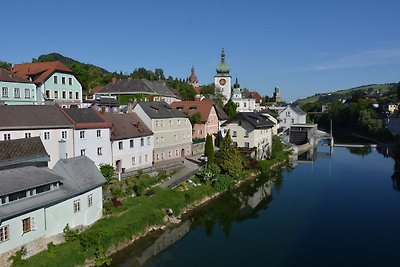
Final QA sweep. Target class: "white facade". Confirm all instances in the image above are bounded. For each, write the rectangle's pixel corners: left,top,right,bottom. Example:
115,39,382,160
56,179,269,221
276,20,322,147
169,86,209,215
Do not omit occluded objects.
232,97,257,112
278,106,307,130
111,135,154,173
215,76,232,102
0,128,74,168
73,128,112,168
0,187,103,256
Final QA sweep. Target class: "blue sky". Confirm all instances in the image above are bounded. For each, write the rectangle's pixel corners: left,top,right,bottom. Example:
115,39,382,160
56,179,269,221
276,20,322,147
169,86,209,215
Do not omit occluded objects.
1,0,400,101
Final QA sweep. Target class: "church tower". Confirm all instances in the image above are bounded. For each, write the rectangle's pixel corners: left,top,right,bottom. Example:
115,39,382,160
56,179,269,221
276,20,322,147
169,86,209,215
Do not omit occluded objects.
214,48,232,103
188,65,199,88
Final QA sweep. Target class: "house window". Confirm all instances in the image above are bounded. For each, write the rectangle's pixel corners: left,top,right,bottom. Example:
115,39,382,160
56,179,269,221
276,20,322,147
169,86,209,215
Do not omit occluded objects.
169,120,172,126
80,149,86,156
88,194,93,207
141,138,144,146
45,90,50,99
244,131,249,138
62,91,66,99
155,120,159,127
147,137,150,145
14,88,20,98
0,225,9,242
161,152,164,160
25,132,31,138
97,130,101,137
132,157,136,165
24,88,30,98
54,76,58,84
238,121,241,126
54,91,58,99
62,131,67,139
161,137,164,142
178,120,181,125
292,119,295,123
174,135,177,141
118,141,123,150
139,156,142,163
44,132,50,140
69,92,72,99
76,92,79,99
245,142,250,148
97,147,102,155
198,129,203,135
161,120,164,127
22,217,32,233
185,119,188,125
62,77,66,84
232,131,237,137
80,131,85,139
74,200,80,213
284,119,287,123
145,154,148,162
156,154,159,160
4,134,10,140
156,137,159,143
286,111,290,117
69,77,73,85
169,151,172,158
130,139,134,148
175,149,179,156
2,87,8,97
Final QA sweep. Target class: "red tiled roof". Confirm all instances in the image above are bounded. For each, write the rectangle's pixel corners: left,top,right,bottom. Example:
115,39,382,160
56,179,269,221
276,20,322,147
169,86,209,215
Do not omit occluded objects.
12,61,72,85
170,100,214,123
245,91,262,103
0,68,33,84
103,113,153,140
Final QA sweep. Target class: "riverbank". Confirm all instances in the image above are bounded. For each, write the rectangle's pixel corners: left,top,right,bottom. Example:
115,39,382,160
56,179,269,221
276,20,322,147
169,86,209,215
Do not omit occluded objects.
15,142,289,267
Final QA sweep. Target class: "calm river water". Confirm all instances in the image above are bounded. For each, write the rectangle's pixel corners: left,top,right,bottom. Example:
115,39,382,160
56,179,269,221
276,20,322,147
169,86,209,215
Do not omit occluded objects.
110,146,400,267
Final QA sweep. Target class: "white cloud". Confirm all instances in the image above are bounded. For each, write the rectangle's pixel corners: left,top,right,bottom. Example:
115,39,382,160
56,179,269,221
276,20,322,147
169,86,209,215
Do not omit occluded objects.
313,48,400,71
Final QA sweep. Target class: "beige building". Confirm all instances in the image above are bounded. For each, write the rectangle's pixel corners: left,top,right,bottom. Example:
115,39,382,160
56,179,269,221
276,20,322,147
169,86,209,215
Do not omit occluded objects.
133,102,192,165
221,112,274,160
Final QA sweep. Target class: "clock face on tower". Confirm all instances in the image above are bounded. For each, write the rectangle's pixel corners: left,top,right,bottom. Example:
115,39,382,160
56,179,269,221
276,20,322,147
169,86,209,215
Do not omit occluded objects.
219,78,226,86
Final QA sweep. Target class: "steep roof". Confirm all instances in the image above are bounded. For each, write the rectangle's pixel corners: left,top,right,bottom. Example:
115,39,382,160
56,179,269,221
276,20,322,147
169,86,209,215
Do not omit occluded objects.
135,101,188,119
0,137,49,168
12,61,73,85
202,99,229,120
289,105,307,115
103,112,153,140
97,78,177,98
244,91,262,103
0,105,74,130
170,101,214,123
222,112,274,129
0,68,33,84
62,107,112,129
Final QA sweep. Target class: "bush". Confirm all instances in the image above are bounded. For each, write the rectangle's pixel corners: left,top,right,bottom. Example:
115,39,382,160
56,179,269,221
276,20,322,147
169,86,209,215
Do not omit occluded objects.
63,224,79,242
213,174,233,192
9,246,27,266
100,164,115,183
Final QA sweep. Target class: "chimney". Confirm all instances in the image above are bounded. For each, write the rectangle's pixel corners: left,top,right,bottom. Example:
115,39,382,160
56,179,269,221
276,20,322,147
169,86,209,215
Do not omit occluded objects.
127,99,134,113
112,77,117,84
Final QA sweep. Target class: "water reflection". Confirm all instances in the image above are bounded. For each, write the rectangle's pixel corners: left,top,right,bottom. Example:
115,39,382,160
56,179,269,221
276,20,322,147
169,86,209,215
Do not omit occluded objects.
346,146,372,156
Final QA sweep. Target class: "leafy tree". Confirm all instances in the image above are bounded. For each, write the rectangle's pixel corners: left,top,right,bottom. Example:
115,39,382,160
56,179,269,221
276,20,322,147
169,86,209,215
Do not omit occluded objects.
190,112,202,124
200,85,216,96
100,164,115,183
204,134,215,165
216,130,243,176
223,100,237,117
0,60,12,70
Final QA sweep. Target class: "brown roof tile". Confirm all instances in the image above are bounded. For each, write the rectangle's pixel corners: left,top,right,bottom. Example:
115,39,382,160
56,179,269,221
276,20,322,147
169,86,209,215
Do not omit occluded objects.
0,137,49,162
12,61,72,85
0,68,33,84
170,100,214,122
103,113,152,140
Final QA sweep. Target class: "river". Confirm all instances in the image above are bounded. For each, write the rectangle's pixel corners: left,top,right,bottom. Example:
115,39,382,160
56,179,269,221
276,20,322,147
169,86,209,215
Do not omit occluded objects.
109,146,400,267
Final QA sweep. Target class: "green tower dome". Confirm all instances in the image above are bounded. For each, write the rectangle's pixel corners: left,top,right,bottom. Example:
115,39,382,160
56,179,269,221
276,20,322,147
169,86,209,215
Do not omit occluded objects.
216,48,230,75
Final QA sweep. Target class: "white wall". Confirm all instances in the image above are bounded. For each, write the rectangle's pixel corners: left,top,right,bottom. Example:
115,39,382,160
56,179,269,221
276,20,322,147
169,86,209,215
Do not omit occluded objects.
0,128,74,168
73,128,112,167
278,106,307,130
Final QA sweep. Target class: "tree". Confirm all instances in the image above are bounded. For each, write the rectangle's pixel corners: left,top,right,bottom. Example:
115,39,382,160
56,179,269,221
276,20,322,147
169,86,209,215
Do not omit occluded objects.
190,112,202,125
100,164,115,183
204,134,215,165
216,130,243,177
0,61,12,70
223,100,237,117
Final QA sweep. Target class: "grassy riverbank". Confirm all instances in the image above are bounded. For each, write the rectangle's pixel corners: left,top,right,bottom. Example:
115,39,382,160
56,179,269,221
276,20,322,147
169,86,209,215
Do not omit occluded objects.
15,138,290,267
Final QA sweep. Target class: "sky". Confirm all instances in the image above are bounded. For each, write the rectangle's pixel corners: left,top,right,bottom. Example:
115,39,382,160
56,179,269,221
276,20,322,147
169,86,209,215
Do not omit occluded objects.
1,0,400,102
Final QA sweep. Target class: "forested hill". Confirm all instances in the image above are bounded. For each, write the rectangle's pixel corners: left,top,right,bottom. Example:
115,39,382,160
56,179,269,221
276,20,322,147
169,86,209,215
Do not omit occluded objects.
33,53,117,92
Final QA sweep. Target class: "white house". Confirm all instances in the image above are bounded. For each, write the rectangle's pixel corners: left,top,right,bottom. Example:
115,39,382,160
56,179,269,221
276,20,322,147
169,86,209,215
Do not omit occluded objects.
278,105,307,131
221,112,274,160
103,112,154,175
12,61,83,108
0,105,74,168
0,68,37,105
62,107,112,168
133,102,192,165
231,79,257,112
0,138,105,262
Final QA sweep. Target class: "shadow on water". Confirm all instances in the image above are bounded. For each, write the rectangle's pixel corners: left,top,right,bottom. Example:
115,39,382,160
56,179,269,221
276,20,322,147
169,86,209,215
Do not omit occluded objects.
109,166,289,267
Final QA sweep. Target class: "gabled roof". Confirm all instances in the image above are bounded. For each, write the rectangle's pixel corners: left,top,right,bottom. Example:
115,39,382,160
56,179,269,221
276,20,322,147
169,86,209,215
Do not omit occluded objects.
103,112,153,140
0,68,34,84
0,105,74,130
222,112,274,129
202,99,229,120
12,61,73,85
0,137,49,168
170,101,214,123
280,105,306,115
97,78,177,98
244,91,262,103
135,101,188,119
62,107,112,129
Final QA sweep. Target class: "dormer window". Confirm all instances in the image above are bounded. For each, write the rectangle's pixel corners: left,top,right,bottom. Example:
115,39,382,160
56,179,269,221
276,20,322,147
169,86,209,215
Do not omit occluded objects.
54,76,58,84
